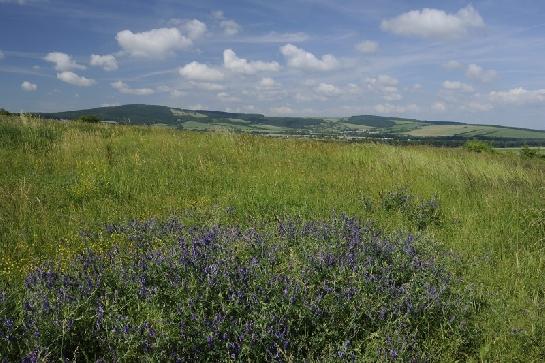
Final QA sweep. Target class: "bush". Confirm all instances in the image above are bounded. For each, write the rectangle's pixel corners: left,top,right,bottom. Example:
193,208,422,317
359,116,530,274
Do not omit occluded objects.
0,215,479,361
519,146,538,158
464,140,494,153
77,115,101,123
0,108,10,116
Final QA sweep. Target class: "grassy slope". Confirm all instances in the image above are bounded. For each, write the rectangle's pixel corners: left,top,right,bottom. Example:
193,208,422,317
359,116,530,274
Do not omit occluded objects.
1,115,544,360
406,124,545,138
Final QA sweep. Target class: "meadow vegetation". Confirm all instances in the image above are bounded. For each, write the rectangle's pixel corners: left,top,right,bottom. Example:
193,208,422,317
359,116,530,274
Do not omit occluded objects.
0,115,544,360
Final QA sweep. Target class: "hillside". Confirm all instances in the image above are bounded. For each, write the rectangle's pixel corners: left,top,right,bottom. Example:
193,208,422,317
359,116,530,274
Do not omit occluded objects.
37,104,545,146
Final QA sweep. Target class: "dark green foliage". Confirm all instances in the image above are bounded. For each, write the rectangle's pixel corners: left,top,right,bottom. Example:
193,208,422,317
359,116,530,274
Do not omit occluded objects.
348,115,397,128
519,146,538,158
77,115,101,123
0,215,479,361
464,140,494,153
0,108,10,116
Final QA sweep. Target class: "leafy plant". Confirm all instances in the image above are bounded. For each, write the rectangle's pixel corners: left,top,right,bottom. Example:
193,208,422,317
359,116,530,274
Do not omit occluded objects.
0,216,479,361
77,115,101,123
464,140,494,153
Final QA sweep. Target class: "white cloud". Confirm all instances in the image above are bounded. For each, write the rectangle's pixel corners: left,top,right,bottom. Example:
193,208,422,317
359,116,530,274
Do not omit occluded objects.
217,91,239,102
315,82,342,96
280,44,339,71
44,52,85,72
0,50,4,60
220,20,241,36
375,103,419,115
367,75,402,101
111,81,154,95
355,40,379,54
116,28,192,58
21,81,37,92
432,102,447,112
466,64,497,83
464,101,493,112
156,85,184,97
190,81,225,91
381,5,485,40
489,87,545,105
183,19,207,40
259,77,277,89
443,60,463,70
270,106,293,115
442,80,474,92
234,32,309,44
57,71,95,87
90,54,118,71
179,61,224,81
223,49,279,74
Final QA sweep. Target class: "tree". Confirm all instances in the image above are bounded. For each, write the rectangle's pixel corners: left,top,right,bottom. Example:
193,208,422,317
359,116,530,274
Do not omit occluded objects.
0,108,10,116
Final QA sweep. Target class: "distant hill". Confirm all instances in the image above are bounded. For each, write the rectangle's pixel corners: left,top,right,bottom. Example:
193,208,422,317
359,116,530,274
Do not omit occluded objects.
36,104,545,145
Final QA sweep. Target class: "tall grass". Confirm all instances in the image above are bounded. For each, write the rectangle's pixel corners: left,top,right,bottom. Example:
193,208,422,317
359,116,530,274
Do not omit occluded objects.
1,115,544,360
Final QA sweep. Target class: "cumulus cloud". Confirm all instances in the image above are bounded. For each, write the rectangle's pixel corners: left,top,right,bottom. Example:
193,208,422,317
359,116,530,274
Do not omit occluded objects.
489,87,545,105
116,28,192,58
0,50,4,59
442,80,474,92
367,75,402,101
111,81,155,95
21,81,37,92
220,20,241,36
183,19,207,40
57,71,95,87
466,64,497,83
90,54,118,71
179,61,224,81
258,77,278,89
212,10,241,36
355,40,379,54
223,49,279,74
315,82,342,96
381,5,485,40
44,52,85,72
280,44,339,71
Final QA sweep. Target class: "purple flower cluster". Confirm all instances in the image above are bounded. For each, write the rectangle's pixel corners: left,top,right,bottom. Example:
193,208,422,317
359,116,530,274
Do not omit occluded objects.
0,215,478,361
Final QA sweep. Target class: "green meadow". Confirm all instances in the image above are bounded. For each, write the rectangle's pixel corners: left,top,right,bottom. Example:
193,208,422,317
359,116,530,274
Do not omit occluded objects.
1,115,544,360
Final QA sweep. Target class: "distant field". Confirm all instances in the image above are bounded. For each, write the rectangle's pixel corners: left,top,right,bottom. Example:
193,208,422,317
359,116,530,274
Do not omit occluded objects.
0,115,544,361
406,124,545,138
496,146,545,155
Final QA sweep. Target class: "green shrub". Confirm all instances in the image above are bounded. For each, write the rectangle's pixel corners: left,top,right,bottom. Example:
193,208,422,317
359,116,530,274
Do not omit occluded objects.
519,146,538,158
464,140,494,153
78,115,101,123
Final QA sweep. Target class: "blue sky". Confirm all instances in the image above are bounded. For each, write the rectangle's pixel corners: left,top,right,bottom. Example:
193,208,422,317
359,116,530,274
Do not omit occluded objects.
1,0,545,129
